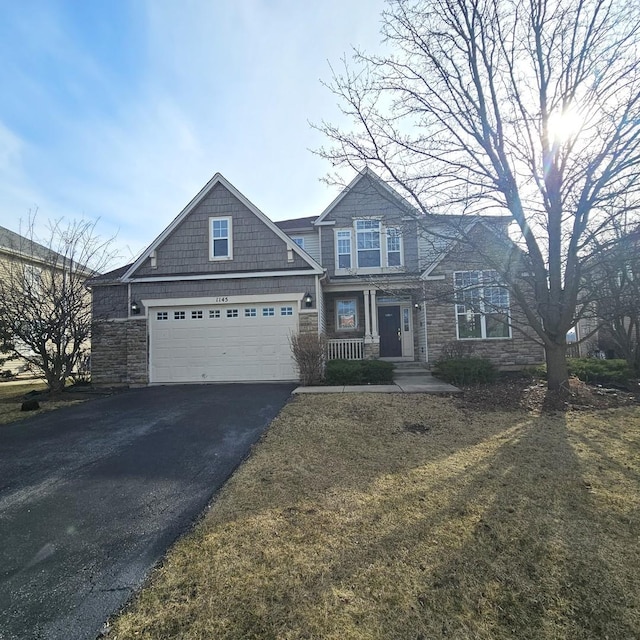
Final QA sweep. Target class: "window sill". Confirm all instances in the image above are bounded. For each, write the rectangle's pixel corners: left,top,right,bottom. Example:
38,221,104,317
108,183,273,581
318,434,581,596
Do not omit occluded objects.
335,266,406,276
457,336,512,341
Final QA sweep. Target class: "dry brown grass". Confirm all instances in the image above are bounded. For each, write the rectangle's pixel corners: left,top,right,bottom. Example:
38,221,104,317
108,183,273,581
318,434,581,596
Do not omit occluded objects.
110,395,640,640
0,381,85,425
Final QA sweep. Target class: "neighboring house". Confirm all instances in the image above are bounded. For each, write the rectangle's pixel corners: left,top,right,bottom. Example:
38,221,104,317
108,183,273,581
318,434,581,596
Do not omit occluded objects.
576,227,640,366
88,171,544,385
0,225,92,377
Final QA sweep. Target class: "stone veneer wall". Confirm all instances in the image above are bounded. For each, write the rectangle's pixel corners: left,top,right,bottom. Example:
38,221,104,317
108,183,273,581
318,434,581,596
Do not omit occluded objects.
299,311,319,335
92,318,148,386
364,341,380,359
424,276,545,369
423,227,546,369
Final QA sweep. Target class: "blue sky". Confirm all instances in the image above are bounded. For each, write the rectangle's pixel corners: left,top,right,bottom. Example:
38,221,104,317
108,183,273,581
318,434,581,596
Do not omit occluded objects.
0,0,387,262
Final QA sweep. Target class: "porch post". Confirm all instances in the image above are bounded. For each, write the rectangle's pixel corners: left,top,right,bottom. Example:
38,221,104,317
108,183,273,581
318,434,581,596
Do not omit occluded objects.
364,289,371,338
371,289,378,337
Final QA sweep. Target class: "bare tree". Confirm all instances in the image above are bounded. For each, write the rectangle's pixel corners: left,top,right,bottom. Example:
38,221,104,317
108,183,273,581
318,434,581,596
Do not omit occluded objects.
317,0,640,390
588,225,640,373
0,217,117,392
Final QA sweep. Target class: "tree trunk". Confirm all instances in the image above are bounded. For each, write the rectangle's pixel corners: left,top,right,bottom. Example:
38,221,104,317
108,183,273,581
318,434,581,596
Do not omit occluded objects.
545,342,569,392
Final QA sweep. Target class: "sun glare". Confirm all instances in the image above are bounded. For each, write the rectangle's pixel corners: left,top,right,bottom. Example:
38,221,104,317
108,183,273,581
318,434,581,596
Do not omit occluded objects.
547,105,584,144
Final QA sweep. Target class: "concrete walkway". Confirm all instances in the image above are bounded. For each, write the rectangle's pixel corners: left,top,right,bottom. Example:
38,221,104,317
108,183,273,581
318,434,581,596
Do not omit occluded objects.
293,363,460,395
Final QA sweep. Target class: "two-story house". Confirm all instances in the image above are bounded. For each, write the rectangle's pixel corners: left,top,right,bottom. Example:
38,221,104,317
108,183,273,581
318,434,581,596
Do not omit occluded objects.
88,171,544,385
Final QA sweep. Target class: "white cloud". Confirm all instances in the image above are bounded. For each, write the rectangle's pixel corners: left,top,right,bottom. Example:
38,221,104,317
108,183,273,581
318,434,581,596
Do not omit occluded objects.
0,0,388,261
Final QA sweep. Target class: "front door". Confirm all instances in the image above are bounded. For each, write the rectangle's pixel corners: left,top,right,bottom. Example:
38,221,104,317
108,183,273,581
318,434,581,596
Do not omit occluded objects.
378,306,402,357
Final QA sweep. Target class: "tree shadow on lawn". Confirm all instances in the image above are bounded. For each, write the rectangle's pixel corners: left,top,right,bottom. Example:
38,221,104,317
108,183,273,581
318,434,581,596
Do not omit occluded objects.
111,397,640,640
307,411,640,640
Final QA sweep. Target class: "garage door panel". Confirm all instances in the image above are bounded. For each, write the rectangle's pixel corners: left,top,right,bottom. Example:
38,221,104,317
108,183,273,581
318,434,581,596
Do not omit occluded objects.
150,303,300,383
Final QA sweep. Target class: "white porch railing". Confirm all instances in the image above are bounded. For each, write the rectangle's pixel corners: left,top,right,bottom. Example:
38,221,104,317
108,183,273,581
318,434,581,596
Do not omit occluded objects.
327,338,364,360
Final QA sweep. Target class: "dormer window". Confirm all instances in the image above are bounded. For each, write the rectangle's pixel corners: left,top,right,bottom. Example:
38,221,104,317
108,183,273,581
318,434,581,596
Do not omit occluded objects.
210,217,233,260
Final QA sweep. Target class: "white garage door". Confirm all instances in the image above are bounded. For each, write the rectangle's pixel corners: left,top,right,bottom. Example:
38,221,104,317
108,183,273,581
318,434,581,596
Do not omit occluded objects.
149,302,299,383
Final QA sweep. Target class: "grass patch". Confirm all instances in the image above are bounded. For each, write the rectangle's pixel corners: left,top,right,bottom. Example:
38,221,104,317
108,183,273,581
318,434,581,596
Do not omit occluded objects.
0,381,86,425
110,395,640,639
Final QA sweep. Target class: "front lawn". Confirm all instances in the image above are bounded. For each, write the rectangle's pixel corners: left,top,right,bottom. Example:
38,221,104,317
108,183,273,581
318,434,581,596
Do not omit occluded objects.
0,381,97,425
110,394,640,639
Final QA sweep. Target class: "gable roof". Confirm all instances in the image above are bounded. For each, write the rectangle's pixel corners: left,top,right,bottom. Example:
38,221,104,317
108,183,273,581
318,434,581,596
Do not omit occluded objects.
420,216,517,278
0,224,95,276
121,173,323,281
274,216,318,232
0,225,66,265
314,168,418,225
86,263,132,286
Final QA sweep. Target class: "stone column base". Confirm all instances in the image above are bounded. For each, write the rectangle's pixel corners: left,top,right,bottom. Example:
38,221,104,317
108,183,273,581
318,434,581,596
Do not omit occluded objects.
364,341,380,359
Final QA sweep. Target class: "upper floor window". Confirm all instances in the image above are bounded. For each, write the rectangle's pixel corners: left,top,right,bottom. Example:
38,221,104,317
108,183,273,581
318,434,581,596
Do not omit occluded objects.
210,216,233,260
291,237,305,249
337,230,352,269
387,228,402,267
454,270,510,339
356,220,381,267
335,221,403,271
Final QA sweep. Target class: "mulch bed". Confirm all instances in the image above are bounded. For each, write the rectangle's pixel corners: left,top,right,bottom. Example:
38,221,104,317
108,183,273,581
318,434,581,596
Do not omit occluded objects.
455,376,640,413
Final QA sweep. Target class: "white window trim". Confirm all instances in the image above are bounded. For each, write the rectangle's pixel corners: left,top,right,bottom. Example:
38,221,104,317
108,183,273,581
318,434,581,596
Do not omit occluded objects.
335,229,352,271
454,270,511,340
355,219,382,269
209,216,233,261
335,221,405,274
336,298,358,331
386,227,404,268
291,236,305,249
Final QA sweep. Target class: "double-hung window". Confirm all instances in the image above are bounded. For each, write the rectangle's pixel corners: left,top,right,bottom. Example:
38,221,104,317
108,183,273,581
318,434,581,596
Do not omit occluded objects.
356,220,381,267
386,228,402,266
337,230,352,269
455,270,510,339
210,216,232,260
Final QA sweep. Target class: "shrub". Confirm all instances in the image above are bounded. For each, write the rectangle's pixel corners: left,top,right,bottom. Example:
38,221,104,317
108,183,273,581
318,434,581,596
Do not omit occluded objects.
360,360,395,384
325,359,395,385
567,358,633,386
325,360,363,385
522,364,547,380
289,332,327,386
433,357,497,385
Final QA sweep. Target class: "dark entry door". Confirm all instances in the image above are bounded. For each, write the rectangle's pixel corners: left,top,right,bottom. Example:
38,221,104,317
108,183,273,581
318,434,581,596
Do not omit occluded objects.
378,306,402,357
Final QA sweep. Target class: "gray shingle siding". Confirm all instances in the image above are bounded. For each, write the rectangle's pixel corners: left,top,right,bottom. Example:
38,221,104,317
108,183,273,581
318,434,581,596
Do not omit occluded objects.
92,275,318,318
92,285,129,320
134,183,310,277
320,179,421,277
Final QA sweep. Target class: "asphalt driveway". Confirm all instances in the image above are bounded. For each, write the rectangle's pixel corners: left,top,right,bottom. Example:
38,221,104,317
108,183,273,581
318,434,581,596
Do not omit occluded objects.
0,383,295,640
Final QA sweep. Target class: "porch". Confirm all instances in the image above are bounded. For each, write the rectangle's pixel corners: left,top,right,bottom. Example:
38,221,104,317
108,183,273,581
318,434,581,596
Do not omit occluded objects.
323,289,418,360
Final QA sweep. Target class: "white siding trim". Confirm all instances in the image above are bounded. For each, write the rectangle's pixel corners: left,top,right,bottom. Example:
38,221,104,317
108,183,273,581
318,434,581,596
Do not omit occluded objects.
124,269,318,283
142,293,306,308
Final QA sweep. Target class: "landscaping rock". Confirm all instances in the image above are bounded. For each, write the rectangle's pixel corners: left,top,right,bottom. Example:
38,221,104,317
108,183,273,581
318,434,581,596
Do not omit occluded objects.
21,399,40,412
